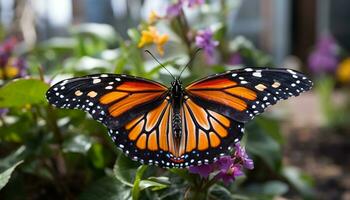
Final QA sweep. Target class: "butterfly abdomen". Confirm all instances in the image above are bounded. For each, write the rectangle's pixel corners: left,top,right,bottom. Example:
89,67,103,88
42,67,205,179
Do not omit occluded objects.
172,113,182,137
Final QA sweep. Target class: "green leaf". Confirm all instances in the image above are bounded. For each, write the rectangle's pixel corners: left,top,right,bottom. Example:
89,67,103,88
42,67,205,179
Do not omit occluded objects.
113,154,140,187
0,160,23,190
0,79,49,107
209,185,249,200
40,37,76,51
71,23,117,44
245,181,289,196
79,176,131,200
168,168,195,182
246,122,282,171
127,28,141,44
282,167,315,199
0,146,25,170
132,165,148,200
255,117,284,145
62,135,93,154
88,143,105,169
139,180,169,191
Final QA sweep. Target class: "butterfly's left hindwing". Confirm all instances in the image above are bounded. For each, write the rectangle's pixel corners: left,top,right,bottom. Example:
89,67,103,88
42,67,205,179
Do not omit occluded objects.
46,74,168,129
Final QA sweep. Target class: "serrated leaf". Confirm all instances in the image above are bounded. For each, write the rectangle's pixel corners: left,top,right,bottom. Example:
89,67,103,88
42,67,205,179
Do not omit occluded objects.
0,160,23,190
0,79,49,107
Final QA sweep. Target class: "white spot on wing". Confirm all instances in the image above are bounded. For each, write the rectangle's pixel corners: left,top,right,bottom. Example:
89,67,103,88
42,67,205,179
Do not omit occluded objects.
252,71,262,77
287,69,296,75
93,79,101,84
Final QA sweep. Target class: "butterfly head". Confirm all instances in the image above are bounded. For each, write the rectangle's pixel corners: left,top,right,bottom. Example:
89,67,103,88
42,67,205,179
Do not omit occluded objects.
171,78,183,98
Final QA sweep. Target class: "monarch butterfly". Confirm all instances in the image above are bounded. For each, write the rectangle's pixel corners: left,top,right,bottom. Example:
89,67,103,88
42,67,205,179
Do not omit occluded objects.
46,67,312,168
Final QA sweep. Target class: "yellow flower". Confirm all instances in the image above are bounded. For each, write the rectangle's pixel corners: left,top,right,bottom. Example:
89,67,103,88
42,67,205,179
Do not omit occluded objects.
0,58,19,79
138,26,169,56
148,10,160,24
337,58,350,83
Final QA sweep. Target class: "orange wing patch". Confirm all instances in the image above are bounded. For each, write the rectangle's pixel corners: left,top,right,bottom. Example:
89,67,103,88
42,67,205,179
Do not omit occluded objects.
177,98,232,157
117,81,166,92
136,133,147,149
187,78,258,112
188,90,247,111
225,87,257,100
187,78,237,89
209,132,220,147
99,80,167,117
186,99,210,130
125,99,171,152
184,105,196,152
100,91,128,104
198,130,209,150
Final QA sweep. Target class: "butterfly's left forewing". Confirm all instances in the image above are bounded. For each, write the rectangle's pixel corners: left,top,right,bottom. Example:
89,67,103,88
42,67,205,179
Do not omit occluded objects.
46,74,168,129
186,68,313,123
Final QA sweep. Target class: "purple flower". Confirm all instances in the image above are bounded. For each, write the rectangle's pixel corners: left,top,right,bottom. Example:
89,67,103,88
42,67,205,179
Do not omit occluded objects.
0,108,9,117
187,0,204,7
0,37,27,79
234,142,254,170
166,1,183,18
308,35,338,73
189,163,214,178
216,156,233,171
166,0,205,17
188,143,254,185
216,163,244,185
0,37,17,67
228,52,243,65
12,58,27,77
195,29,219,63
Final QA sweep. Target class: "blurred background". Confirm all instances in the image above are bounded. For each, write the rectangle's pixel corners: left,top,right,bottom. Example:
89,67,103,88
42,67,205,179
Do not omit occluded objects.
0,0,349,199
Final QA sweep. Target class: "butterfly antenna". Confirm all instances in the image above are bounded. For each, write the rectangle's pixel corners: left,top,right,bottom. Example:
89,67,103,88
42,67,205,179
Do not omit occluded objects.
178,48,202,79
145,50,175,80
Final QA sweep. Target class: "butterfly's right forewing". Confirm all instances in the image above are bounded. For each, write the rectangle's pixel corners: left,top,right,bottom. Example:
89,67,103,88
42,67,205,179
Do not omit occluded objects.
46,74,168,129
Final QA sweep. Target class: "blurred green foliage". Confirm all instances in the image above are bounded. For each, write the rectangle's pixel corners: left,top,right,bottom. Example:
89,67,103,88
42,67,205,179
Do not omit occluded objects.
0,1,316,199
